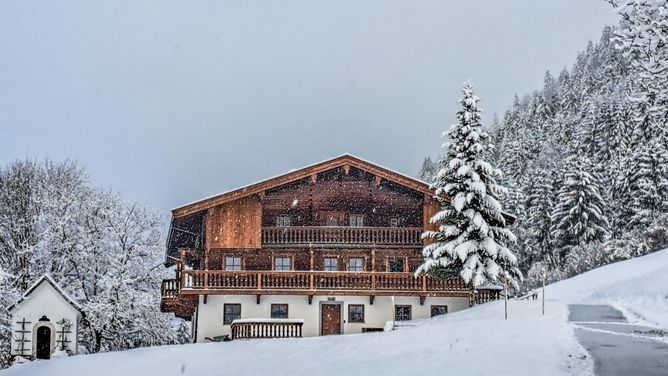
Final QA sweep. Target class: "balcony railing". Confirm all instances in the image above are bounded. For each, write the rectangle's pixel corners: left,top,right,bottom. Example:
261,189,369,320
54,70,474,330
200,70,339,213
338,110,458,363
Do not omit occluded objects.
161,278,179,298
178,270,469,295
231,319,304,340
262,226,423,246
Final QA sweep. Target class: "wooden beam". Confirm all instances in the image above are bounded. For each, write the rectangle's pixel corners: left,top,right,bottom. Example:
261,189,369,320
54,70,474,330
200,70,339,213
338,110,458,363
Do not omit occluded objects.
171,155,434,218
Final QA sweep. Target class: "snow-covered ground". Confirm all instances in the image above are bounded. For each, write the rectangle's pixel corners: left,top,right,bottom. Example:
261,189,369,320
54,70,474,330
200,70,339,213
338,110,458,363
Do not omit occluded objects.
4,249,668,376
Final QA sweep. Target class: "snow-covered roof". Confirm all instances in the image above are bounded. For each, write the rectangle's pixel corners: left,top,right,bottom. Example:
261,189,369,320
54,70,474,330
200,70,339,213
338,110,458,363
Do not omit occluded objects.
8,274,84,314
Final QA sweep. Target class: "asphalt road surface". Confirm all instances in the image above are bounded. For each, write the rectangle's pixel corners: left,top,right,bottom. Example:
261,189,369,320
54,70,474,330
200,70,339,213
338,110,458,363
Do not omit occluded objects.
569,304,668,376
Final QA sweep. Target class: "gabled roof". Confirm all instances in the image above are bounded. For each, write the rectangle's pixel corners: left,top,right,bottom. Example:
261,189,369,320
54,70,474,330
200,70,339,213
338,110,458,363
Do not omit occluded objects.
8,274,84,314
172,153,433,218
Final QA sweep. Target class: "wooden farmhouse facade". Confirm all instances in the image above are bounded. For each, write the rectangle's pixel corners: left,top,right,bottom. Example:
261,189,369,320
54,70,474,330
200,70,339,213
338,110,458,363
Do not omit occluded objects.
160,154,500,341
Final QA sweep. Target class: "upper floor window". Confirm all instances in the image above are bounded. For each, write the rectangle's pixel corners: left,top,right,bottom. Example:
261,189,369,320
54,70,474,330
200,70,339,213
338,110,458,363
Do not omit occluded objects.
225,256,242,271
350,214,364,227
276,216,291,227
388,258,405,273
348,257,364,272
390,217,404,227
274,256,292,271
324,257,338,271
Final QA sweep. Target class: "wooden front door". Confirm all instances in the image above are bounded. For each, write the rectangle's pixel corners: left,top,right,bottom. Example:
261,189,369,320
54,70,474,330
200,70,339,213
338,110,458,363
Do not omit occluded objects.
36,326,51,360
321,304,342,335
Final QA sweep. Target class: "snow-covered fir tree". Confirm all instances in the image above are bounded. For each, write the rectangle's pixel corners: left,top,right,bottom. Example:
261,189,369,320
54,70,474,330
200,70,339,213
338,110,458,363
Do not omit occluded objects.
417,157,437,183
418,82,521,288
478,2,668,284
550,156,610,257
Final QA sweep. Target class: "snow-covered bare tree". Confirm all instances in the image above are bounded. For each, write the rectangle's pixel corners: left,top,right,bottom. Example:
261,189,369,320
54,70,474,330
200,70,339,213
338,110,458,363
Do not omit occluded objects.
418,82,521,288
0,159,188,367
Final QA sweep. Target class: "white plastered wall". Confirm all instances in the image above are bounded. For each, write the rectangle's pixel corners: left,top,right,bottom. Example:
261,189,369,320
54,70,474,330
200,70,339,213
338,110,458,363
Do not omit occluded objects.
10,282,81,358
194,294,469,341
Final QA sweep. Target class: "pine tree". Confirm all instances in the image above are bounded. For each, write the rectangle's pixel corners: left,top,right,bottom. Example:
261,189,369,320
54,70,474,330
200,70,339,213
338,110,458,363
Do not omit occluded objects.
417,157,437,183
550,156,610,259
419,82,521,288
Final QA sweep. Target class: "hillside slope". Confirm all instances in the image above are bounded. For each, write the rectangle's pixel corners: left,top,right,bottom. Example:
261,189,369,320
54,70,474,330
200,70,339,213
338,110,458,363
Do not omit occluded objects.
4,249,668,376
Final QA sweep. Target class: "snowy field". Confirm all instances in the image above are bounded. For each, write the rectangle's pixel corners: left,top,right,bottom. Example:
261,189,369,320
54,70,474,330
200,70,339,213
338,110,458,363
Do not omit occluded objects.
3,249,668,376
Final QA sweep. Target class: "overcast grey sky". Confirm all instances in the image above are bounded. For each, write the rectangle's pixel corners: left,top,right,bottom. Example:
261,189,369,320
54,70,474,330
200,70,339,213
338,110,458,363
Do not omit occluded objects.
0,0,617,212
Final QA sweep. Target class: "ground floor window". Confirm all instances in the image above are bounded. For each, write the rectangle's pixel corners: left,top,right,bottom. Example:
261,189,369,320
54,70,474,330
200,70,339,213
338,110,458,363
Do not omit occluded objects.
431,305,448,317
223,304,241,324
395,305,412,321
348,304,365,323
271,304,289,319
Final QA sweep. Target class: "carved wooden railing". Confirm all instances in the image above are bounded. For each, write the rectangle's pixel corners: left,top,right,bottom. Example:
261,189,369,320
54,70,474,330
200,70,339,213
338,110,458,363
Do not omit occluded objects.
262,226,423,246
179,270,469,293
161,278,179,298
231,320,304,340
474,288,501,304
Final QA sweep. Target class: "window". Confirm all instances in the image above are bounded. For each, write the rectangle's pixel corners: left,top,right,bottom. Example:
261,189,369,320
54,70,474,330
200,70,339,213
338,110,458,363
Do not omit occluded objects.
388,259,405,273
431,305,448,317
271,304,289,319
225,256,242,271
348,257,364,272
276,216,291,227
274,256,292,271
349,214,364,227
348,305,365,323
324,257,338,271
395,305,412,321
326,216,338,226
390,217,403,227
223,304,241,325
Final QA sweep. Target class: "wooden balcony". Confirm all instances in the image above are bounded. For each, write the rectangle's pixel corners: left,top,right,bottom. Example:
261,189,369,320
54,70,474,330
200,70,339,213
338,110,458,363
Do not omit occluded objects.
261,226,423,247
231,319,304,340
178,270,469,297
161,278,179,298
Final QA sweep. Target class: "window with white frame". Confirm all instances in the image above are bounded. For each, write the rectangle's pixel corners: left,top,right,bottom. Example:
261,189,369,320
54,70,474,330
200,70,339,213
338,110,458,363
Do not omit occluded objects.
349,214,364,227
348,257,364,272
276,216,291,227
225,256,242,271
274,256,292,271
324,257,338,271
390,217,404,227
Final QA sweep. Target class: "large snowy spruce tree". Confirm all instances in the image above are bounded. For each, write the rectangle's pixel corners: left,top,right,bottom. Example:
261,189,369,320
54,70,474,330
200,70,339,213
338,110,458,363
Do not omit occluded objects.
418,83,521,288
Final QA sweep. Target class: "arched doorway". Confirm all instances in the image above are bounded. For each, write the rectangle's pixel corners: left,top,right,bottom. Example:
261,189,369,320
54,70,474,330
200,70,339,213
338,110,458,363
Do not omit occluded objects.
36,326,51,359
35,321,52,360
